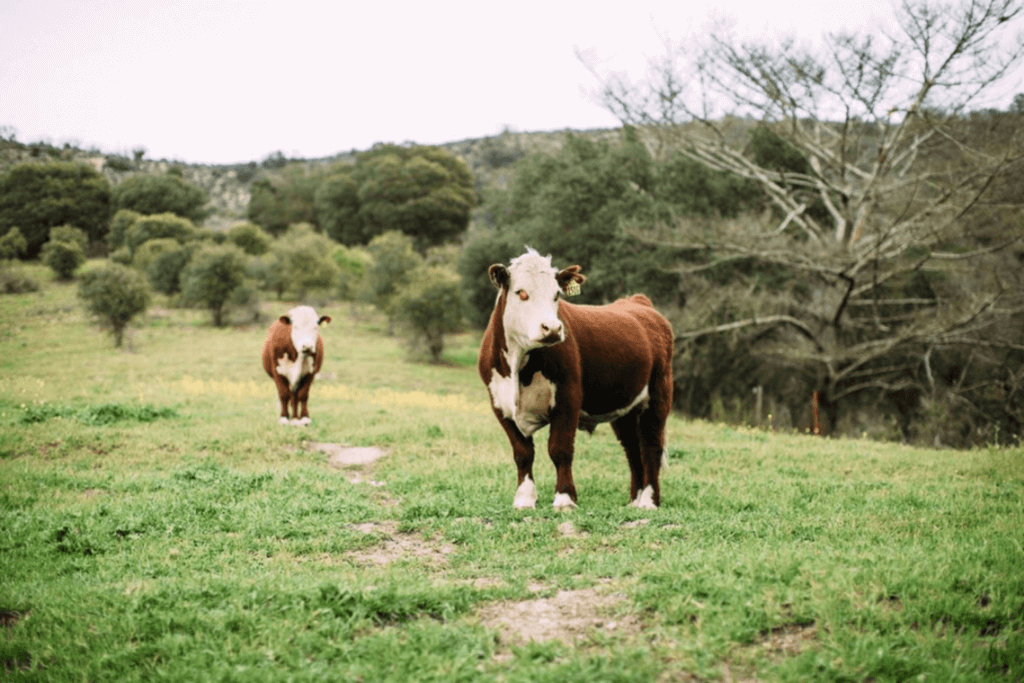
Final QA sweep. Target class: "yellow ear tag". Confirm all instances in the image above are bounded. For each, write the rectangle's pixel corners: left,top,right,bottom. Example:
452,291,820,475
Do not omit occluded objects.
566,281,581,297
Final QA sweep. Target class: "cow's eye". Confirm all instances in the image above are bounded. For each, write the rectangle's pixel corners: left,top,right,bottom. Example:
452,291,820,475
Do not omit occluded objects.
517,290,529,301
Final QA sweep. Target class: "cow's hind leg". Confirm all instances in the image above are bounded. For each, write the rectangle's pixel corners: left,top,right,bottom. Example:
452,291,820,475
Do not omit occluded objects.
612,411,646,506
635,372,673,508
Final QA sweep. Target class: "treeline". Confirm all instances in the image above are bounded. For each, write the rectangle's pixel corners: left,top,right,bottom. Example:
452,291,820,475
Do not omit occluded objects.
3,106,1023,446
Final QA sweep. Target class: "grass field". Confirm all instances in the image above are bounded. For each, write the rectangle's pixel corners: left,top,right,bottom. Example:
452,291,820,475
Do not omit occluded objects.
2,262,1023,682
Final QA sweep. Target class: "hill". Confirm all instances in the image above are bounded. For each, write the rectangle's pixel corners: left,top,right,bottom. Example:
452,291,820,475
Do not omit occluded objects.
0,128,630,232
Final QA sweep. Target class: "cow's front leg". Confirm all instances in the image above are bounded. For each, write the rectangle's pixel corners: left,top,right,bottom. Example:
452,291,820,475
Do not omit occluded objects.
548,417,577,510
272,375,293,425
499,417,537,509
292,375,315,426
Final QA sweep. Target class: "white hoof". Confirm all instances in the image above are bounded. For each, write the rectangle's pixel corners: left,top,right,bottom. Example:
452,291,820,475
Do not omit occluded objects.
513,478,538,509
629,485,658,510
552,492,578,511
289,417,310,427
278,416,290,425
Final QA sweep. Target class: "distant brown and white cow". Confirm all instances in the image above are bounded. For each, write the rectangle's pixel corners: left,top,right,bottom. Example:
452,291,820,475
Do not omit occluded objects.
262,305,331,426
478,248,674,510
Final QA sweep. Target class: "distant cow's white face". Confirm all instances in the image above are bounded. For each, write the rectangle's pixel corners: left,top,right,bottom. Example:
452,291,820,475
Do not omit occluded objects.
282,305,330,357
489,248,586,351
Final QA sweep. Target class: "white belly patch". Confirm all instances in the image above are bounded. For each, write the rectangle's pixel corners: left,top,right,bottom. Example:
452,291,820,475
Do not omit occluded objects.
579,385,650,431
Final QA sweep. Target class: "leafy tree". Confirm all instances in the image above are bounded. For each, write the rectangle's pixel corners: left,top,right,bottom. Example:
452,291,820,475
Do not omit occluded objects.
246,165,324,235
586,0,1024,444
460,130,692,327
40,225,88,280
362,230,423,333
314,171,361,244
263,223,341,300
0,228,28,260
0,162,111,257
179,244,248,326
146,246,193,295
133,238,192,294
110,173,208,223
78,263,151,347
107,209,142,251
226,221,272,255
124,213,198,256
394,265,464,362
314,145,477,249
333,244,371,302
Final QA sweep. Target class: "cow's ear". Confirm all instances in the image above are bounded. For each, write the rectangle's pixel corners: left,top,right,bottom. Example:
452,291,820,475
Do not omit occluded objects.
488,264,509,290
279,315,292,325
318,316,331,325
556,265,587,295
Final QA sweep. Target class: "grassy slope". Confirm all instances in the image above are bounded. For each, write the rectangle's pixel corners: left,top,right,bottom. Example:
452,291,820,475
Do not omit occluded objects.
1,262,1022,682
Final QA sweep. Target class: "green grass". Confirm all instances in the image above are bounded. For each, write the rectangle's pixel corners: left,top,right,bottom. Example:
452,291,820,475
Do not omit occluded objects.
1,262,1022,681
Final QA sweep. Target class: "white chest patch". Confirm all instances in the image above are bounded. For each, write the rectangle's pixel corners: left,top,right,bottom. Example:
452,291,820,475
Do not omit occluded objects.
277,353,314,392
488,364,557,438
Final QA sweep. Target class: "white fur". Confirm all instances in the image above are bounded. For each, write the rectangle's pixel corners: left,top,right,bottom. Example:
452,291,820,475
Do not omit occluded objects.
513,477,538,509
502,250,565,352
278,416,291,425
552,492,578,510
630,485,657,509
287,305,322,358
579,385,650,425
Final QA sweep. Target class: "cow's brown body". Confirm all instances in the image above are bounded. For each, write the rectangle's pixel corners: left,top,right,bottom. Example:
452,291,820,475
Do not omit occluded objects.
479,286,674,508
261,308,328,425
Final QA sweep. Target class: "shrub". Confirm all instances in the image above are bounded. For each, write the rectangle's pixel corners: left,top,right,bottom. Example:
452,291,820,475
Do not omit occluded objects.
110,173,208,223
226,221,272,255
393,265,464,362
146,244,194,295
0,161,111,257
107,209,142,251
0,262,40,294
0,227,28,260
78,263,151,347
40,225,88,279
333,244,371,301
264,223,340,300
362,231,423,333
179,244,248,326
124,213,198,256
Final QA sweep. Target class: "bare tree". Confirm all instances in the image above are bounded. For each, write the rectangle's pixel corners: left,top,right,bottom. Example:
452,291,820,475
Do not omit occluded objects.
583,0,1024,443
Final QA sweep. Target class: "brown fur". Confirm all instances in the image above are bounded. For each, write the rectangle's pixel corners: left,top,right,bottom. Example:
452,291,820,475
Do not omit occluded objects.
262,318,326,422
479,291,674,506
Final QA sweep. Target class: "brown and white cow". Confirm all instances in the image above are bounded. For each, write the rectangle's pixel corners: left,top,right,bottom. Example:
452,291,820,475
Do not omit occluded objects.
478,248,674,510
262,305,331,426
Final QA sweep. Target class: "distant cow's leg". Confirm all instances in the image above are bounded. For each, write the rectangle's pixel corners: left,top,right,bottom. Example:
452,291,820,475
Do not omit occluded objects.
498,418,538,509
547,413,578,510
293,374,315,426
611,411,645,504
273,375,292,425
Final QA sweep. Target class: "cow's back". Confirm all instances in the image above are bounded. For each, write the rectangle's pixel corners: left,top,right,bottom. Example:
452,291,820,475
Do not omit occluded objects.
550,295,673,416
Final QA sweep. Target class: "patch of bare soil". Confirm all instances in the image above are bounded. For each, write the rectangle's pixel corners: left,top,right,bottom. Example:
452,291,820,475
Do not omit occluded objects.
306,442,390,486
477,587,642,646
762,621,817,655
345,521,456,567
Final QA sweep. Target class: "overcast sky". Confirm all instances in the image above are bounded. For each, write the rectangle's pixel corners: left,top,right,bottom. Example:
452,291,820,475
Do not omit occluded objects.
1,0,1020,165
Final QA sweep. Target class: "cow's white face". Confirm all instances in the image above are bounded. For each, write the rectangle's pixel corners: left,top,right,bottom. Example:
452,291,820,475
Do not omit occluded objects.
489,249,586,352
282,305,330,358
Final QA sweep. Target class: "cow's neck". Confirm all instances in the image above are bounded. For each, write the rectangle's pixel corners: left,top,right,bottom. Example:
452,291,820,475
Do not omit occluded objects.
487,289,536,424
